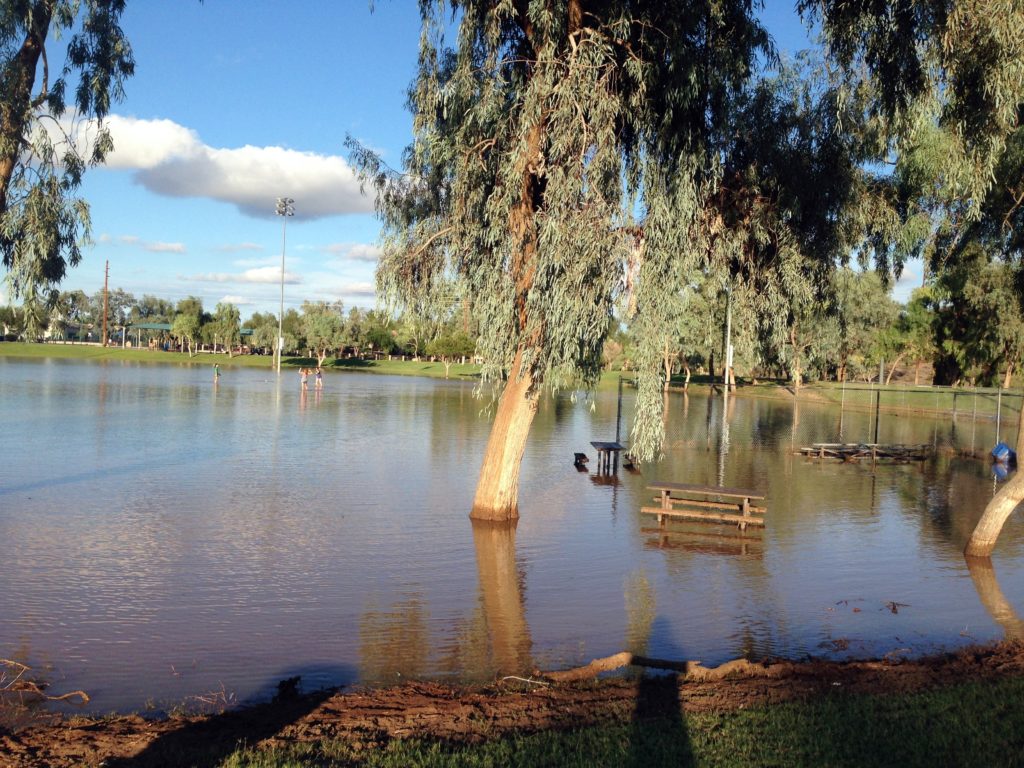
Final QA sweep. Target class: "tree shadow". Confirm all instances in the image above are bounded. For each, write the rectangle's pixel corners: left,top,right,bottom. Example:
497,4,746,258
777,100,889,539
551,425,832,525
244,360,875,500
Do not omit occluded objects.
329,358,373,369
105,664,354,768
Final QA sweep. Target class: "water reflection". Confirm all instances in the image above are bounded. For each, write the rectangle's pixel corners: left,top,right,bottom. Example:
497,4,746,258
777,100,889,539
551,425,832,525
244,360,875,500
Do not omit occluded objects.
471,519,532,675
964,556,1024,641
2,358,1023,713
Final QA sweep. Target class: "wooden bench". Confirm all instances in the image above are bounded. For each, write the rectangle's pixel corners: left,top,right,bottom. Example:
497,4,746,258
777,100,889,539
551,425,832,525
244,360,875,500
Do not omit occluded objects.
641,481,767,530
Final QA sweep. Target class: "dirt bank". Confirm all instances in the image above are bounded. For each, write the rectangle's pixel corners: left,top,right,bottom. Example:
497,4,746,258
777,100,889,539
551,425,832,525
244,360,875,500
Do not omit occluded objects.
3,642,1024,767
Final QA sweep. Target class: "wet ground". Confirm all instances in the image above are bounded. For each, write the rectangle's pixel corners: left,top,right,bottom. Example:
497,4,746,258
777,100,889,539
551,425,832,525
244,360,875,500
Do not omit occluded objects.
3,641,1023,767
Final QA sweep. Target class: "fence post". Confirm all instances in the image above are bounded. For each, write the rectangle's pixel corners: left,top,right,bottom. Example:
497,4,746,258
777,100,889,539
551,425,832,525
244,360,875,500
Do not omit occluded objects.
996,389,1003,443
874,387,881,444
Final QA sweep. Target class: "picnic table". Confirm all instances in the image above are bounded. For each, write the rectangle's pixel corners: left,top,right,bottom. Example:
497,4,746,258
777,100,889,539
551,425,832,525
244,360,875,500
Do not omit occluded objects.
641,481,766,530
590,441,625,473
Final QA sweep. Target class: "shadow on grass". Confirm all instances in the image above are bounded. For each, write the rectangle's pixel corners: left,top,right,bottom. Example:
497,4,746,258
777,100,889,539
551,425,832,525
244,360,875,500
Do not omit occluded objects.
105,667,351,768
625,616,694,767
626,672,694,767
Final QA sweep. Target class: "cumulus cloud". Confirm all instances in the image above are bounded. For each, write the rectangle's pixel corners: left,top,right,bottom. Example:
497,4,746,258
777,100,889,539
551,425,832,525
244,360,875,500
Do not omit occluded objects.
323,242,382,262
188,266,301,284
219,295,253,305
145,241,186,253
101,116,375,220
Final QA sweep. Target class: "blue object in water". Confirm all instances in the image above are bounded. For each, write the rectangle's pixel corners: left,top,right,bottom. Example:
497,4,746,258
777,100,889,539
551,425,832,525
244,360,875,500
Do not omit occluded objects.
992,442,1017,463
993,462,1010,482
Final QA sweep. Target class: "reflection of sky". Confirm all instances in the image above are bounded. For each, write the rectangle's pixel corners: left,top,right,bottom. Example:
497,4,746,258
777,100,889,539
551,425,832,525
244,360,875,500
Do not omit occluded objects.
1,357,1021,712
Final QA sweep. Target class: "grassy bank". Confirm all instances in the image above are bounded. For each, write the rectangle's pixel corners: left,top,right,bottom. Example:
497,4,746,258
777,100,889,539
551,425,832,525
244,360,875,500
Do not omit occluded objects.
0,341,482,380
217,676,1024,766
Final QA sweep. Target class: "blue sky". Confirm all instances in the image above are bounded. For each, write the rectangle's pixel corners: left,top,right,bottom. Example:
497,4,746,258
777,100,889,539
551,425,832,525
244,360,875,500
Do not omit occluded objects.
60,1,920,319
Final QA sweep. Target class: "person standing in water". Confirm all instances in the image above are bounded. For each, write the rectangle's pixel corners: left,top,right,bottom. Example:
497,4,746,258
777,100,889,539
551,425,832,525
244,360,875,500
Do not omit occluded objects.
300,368,308,390
315,366,323,390
213,363,220,384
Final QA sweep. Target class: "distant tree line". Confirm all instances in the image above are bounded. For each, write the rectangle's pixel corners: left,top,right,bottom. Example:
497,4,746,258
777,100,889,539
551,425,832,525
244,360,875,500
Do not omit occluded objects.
0,290,477,369
3,255,1020,388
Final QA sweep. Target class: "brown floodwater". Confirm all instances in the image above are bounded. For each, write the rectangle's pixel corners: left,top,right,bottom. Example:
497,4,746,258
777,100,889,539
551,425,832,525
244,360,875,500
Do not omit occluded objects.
1,357,1022,713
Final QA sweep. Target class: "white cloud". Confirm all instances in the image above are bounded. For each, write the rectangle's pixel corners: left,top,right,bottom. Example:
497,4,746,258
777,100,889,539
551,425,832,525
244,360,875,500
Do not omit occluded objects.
145,241,186,253
187,267,301,284
101,116,375,220
217,242,265,253
233,256,283,268
219,295,253,305
100,233,186,253
324,242,382,262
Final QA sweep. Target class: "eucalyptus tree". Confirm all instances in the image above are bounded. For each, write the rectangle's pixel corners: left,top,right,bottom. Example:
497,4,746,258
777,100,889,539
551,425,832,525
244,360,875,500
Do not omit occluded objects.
300,300,345,366
352,1,771,520
131,294,174,323
802,0,1024,553
803,0,1024,214
210,301,241,356
1,1,134,306
171,296,202,357
932,244,1024,387
426,326,476,378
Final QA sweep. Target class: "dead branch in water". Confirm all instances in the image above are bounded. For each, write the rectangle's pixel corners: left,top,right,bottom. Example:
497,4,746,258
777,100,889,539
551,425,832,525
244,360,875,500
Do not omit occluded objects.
1,658,90,704
540,652,785,683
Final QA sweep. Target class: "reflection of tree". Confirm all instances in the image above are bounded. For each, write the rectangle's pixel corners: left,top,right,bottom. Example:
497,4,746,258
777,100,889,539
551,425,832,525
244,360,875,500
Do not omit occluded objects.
357,595,429,685
472,519,532,674
964,556,1024,641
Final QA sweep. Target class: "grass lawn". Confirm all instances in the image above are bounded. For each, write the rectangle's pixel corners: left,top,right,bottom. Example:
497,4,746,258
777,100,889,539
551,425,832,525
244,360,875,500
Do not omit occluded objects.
219,676,1024,767
0,341,482,380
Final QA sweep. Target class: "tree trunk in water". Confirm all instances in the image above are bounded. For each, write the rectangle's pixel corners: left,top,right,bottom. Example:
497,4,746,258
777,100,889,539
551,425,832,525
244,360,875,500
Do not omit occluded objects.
965,426,1024,556
662,339,671,392
472,519,532,672
914,360,921,386
683,365,691,391
471,353,539,521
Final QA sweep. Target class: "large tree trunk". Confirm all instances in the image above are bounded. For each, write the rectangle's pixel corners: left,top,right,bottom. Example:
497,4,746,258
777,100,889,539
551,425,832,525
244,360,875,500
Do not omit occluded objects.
965,426,1024,556
471,351,540,521
0,4,52,214
1003,361,1014,390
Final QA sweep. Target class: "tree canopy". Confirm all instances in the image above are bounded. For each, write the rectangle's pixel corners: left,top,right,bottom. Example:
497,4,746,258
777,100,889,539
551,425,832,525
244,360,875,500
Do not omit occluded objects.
0,1,133,308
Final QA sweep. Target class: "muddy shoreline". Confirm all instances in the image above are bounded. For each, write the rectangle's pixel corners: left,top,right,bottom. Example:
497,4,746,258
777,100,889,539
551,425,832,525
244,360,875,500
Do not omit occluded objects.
3,642,1023,767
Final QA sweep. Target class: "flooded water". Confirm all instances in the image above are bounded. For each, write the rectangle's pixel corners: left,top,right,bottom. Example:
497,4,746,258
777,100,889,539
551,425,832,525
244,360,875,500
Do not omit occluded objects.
2,357,1022,713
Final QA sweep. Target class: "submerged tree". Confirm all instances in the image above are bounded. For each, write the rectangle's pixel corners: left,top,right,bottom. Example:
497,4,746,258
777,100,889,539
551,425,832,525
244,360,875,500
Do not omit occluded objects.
1,1,134,305
351,1,771,520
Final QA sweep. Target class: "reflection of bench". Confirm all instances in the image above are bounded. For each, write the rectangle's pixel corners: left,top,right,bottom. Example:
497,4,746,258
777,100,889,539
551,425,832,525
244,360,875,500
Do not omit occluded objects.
642,481,766,530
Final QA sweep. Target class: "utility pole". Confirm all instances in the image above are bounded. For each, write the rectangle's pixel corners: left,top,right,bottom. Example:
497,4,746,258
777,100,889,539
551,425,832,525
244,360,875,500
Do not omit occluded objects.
102,260,109,347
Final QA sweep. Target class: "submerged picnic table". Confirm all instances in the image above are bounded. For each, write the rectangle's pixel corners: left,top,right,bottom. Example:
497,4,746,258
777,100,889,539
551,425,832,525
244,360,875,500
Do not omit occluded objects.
641,481,767,530
590,441,626,473
799,443,931,462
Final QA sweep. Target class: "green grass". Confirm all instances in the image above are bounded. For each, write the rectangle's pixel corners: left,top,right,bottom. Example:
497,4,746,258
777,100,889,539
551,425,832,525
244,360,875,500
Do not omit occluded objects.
0,341,482,380
214,677,1024,767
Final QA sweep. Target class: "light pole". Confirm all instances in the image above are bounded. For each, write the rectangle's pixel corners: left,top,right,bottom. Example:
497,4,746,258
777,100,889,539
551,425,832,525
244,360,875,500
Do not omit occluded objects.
275,197,295,374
